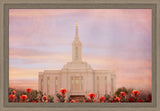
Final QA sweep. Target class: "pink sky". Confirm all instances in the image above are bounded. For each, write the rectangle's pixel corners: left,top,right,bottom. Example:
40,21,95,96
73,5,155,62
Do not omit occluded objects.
9,9,152,92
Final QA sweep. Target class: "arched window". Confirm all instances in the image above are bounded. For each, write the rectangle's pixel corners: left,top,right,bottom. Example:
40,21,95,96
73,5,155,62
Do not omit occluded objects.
75,47,78,59
75,76,80,91
71,76,83,91
81,76,83,91
41,79,43,92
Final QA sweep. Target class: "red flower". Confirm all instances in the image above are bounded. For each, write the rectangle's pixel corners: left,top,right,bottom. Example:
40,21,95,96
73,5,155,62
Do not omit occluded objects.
43,95,48,100
71,100,77,103
37,96,40,99
59,93,62,96
147,98,151,102
109,98,113,101
115,96,120,101
20,95,27,102
20,95,27,99
138,99,144,102
9,94,15,99
9,94,16,102
87,98,91,101
12,90,16,95
131,94,134,97
26,88,31,93
132,90,140,96
31,100,37,103
149,94,152,99
99,96,106,103
145,94,151,102
128,97,134,102
120,92,126,97
60,88,67,95
88,93,96,99
112,96,120,103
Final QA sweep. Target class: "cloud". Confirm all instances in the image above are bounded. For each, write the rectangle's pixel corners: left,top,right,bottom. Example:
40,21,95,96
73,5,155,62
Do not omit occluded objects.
9,9,152,91
9,79,38,90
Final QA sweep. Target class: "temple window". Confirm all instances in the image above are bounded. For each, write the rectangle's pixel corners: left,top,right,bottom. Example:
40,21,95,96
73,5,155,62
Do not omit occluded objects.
41,79,43,92
81,76,83,91
75,47,78,59
75,76,80,91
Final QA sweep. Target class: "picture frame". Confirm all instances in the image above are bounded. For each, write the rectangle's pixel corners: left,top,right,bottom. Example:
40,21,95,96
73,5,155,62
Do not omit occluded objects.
0,0,159,111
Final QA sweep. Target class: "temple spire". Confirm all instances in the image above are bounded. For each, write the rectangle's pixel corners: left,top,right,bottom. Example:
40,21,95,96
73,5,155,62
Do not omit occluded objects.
72,22,82,62
75,21,79,40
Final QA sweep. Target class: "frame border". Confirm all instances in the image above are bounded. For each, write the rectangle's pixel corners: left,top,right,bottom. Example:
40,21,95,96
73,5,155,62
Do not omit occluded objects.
0,0,160,111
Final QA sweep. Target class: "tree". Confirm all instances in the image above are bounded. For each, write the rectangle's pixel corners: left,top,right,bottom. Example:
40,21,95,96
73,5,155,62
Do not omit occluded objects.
115,87,128,96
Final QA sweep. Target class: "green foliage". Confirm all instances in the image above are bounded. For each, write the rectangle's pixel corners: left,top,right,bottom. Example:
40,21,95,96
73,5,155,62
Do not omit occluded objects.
48,95,54,102
8,88,152,103
30,90,38,101
56,93,65,102
16,92,21,102
67,97,72,102
39,91,43,96
104,94,110,101
115,87,128,96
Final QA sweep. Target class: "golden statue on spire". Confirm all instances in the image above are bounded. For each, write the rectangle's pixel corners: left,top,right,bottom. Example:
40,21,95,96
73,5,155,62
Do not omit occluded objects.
76,21,78,26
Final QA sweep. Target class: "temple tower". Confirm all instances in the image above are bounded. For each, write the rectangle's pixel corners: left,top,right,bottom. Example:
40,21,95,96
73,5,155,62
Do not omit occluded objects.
72,22,82,62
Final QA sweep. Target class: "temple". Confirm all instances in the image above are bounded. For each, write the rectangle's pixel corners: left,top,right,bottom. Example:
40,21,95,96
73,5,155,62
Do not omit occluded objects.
38,22,116,102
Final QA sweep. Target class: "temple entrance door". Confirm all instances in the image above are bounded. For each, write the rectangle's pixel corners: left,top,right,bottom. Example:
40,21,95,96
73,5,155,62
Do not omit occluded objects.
70,95,85,102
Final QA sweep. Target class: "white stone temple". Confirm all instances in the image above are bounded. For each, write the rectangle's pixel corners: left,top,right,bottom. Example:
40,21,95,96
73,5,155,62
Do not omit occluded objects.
38,22,116,101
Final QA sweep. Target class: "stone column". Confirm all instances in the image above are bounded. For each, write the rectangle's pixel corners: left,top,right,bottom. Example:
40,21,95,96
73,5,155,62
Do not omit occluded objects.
74,76,76,91
107,74,111,96
93,72,95,93
43,75,47,95
38,74,41,91
80,74,82,91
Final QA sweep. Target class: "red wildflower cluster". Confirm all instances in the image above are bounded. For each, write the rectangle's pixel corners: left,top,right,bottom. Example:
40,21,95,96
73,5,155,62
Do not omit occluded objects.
9,94,16,102
60,88,67,95
71,100,77,103
112,96,120,103
88,93,96,99
137,99,144,102
88,93,96,102
146,94,152,102
132,90,140,97
8,88,151,103
26,88,31,93
128,97,134,102
149,94,152,99
56,88,67,102
43,95,48,100
99,96,106,103
20,95,27,102
12,90,16,95
120,92,126,97
30,100,37,103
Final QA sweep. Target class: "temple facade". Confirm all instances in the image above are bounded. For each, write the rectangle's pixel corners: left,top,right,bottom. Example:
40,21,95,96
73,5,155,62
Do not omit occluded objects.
38,22,116,101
